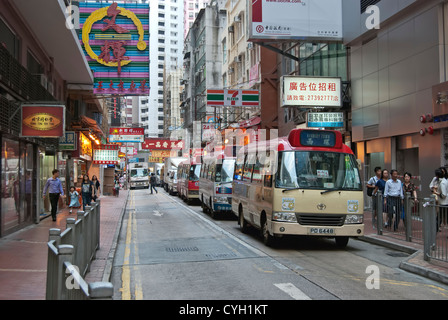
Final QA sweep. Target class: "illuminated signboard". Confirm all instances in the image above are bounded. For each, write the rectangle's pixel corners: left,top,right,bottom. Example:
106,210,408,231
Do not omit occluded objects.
281,76,342,108
93,144,119,164
78,1,149,95
109,127,144,143
307,112,344,128
300,130,336,148
20,104,65,138
141,139,184,150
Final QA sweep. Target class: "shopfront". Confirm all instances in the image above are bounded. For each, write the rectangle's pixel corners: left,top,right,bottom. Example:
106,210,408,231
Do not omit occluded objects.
0,134,37,237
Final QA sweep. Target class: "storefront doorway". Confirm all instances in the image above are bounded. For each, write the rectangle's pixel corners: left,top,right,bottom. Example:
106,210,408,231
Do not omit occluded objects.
1,137,35,236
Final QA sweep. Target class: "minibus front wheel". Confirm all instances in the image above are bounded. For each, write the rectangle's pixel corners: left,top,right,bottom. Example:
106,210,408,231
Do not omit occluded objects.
261,213,276,247
335,236,349,248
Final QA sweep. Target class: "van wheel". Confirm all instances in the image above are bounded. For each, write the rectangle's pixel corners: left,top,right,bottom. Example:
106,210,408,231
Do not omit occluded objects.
261,214,276,247
335,236,349,248
239,209,249,233
201,197,208,213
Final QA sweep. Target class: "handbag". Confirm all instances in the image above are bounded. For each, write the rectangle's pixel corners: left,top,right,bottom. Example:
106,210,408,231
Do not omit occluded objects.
367,187,374,197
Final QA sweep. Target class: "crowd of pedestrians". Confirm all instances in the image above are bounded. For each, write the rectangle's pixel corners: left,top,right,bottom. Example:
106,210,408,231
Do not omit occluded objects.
366,166,448,232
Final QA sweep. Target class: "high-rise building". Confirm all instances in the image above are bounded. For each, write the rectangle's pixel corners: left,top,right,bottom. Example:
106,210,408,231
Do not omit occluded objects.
145,0,184,138
183,0,209,39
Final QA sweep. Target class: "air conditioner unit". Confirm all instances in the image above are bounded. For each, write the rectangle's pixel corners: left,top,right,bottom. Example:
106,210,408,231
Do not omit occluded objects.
234,55,242,63
247,42,254,49
228,26,234,33
234,15,241,22
228,67,234,74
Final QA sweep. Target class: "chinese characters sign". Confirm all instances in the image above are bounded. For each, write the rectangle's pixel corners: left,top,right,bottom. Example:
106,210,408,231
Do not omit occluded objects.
93,144,119,164
307,112,344,128
21,105,65,138
141,139,184,150
59,131,77,150
78,1,149,95
281,76,342,108
109,127,144,143
249,0,342,41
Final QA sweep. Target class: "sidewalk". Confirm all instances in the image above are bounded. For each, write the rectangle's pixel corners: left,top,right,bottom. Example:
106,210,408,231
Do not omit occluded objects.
0,190,129,300
360,211,448,285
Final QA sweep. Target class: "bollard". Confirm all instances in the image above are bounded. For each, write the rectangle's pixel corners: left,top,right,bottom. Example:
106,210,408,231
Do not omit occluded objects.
88,282,114,300
376,191,383,235
405,192,412,242
56,244,74,300
49,228,61,245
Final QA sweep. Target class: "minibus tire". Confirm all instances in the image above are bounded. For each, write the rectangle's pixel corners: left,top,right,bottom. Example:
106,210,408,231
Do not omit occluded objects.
261,213,276,247
335,236,349,248
239,209,249,233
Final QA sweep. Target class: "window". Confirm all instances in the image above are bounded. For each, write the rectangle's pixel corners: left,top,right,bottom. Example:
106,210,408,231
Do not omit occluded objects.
243,154,255,182
0,18,20,59
27,50,43,75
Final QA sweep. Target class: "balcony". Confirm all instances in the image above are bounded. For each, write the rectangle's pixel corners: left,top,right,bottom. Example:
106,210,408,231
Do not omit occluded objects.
0,45,55,102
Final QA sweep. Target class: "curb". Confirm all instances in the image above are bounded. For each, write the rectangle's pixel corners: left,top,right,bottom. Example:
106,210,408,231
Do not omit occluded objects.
399,251,448,285
359,235,448,285
101,190,130,283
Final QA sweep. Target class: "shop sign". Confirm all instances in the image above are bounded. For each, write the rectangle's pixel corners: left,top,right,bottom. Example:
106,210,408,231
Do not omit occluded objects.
80,132,93,161
150,150,178,158
207,89,259,107
59,131,77,151
142,139,184,150
78,2,149,96
307,112,344,128
93,144,119,164
109,127,144,143
21,104,65,138
281,76,342,108
149,157,165,163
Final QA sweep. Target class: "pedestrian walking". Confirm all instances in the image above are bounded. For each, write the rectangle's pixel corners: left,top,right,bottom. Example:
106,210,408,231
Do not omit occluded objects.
150,172,158,194
384,169,404,231
367,166,382,225
92,175,101,201
114,178,120,197
42,169,65,221
433,168,448,232
374,169,389,227
81,174,94,211
68,186,80,214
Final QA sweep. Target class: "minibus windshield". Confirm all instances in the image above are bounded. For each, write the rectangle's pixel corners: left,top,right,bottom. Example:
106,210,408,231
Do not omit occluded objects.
189,164,201,181
275,151,361,191
215,159,235,183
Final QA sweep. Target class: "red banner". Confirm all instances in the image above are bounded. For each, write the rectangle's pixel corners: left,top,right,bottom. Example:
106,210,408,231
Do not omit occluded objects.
142,139,184,150
21,105,65,138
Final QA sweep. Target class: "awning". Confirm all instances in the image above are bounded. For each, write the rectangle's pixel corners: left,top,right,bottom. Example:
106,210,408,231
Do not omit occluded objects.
80,115,105,138
235,116,261,129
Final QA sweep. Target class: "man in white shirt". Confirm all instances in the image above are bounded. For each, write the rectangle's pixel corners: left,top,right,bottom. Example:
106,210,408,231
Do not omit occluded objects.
384,169,404,231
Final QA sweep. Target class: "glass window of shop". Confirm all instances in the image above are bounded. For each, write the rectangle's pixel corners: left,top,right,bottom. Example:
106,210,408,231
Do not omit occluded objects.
299,43,348,82
1,138,35,236
39,148,56,218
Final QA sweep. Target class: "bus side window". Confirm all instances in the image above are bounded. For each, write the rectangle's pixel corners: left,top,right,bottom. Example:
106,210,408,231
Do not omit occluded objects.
252,157,262,184
234,155,245,181
243,154,255,182
264,174,272,188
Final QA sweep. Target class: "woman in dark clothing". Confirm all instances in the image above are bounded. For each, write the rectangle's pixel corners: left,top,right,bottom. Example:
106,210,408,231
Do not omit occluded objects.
81,174,94,211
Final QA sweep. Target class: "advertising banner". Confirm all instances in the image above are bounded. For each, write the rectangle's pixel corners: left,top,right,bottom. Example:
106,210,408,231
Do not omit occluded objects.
20,104,65,138
93,144,119,164
78,1,149,95
109,127,144,143
281,76,342,108
249,0,343,42
307,112,344,128
142,139,184,150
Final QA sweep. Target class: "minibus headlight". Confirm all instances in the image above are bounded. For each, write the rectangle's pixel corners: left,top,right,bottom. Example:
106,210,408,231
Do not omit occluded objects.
345,214,363,224
273,212,297,223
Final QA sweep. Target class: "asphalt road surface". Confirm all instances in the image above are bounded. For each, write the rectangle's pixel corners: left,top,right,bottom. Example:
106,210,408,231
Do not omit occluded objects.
111,189,448,301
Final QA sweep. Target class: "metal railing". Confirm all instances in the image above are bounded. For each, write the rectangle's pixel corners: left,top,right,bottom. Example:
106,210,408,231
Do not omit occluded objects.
422,196,448,263
46,200,114,300
373,192,448,264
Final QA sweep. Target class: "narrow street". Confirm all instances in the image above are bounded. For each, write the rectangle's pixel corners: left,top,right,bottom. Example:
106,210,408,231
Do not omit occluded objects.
111,189,448,300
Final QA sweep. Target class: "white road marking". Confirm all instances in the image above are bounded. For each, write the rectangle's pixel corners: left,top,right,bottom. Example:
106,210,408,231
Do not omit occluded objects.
274,283,312,300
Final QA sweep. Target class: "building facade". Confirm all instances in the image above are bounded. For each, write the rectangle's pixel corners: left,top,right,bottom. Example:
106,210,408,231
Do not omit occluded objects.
0,0,98,236
343,0,448,196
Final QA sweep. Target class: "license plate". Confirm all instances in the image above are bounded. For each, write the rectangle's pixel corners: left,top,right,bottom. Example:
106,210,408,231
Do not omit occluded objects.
309,228,335,235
